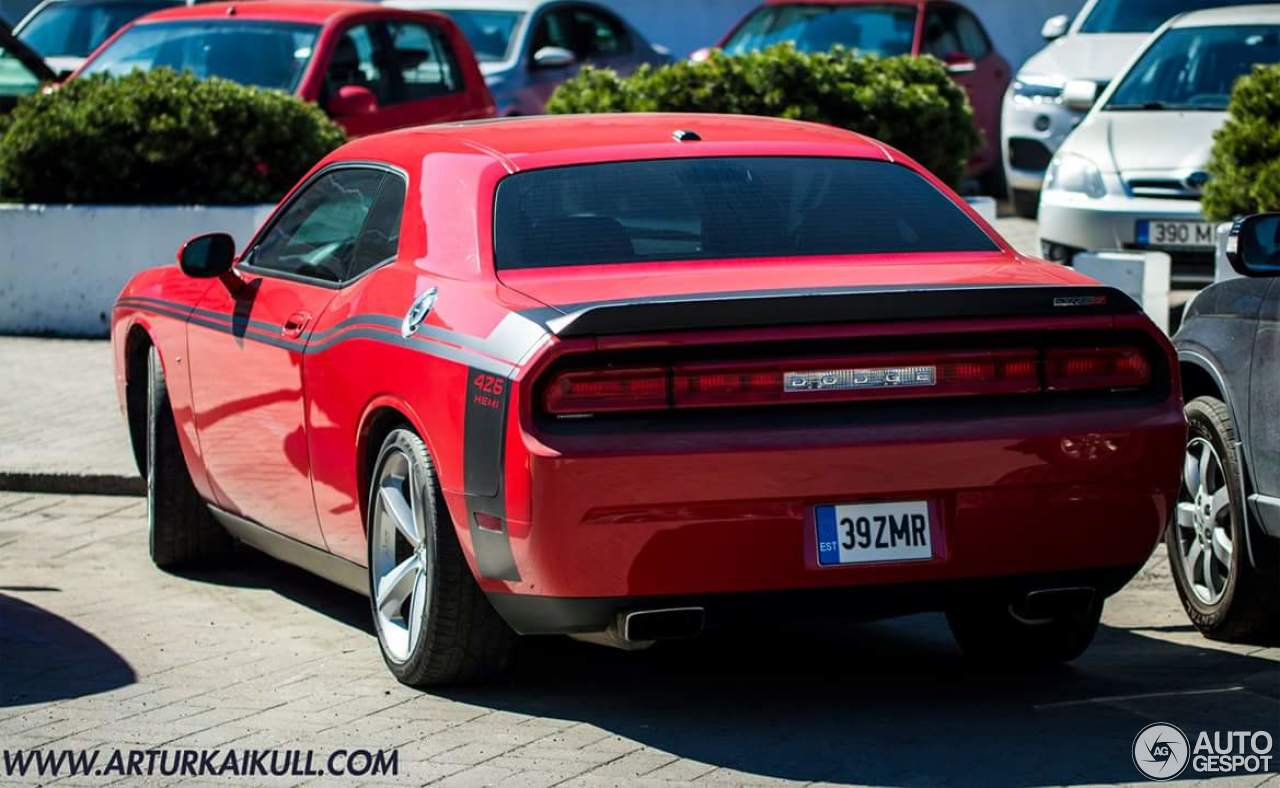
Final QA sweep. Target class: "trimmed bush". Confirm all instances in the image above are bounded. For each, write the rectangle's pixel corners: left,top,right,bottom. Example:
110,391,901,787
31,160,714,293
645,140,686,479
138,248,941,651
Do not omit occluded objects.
547,44,980,188
1203,64,1280,221
0,68,346,204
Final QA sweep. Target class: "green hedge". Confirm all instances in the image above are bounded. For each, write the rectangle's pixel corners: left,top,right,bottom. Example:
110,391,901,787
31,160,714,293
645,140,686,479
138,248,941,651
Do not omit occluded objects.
1203,64,1280,221
0,69,346,204
547,44,980,188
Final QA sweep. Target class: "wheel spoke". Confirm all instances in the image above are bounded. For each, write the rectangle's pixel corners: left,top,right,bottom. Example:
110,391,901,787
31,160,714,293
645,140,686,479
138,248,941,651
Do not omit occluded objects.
1210,487,1229,522
1212,526,1233,566
379,482,420,549
377,554,420,618
1201,543,1215,592
1198,445,1213,498
1175,502,1198,531
1183,445,1202,494
1185,540,1203,579
407,569,427,647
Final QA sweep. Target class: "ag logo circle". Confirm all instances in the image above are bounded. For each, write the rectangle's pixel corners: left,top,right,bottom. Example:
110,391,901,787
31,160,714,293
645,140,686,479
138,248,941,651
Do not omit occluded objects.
1133,723,1190,780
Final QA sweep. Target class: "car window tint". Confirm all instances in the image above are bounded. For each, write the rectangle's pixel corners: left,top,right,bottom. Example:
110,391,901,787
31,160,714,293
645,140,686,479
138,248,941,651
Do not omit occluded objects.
250,169,385,283
386,21,461,101
953,9,989,59
722,4,916,57
0,42,42,97
922,6,962,58
570,8,629,57
493,157,998,270
324,23,383,104
349,175,406,278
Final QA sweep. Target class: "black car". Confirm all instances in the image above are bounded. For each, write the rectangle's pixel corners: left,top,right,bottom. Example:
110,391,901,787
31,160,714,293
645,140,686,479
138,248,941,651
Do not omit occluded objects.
0,21,55,114
1172,213,1280,639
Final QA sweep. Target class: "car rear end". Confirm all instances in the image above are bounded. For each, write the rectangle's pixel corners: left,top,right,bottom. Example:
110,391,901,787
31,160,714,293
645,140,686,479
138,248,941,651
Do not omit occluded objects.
472,151,1185,644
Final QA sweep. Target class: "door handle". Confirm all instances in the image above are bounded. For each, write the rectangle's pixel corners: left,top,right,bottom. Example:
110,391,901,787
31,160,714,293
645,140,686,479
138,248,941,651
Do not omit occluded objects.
282,311,311,338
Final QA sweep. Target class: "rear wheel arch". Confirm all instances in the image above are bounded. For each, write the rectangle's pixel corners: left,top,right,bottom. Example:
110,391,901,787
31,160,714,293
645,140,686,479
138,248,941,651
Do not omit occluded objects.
356,401,445,532
1180,359,1223,406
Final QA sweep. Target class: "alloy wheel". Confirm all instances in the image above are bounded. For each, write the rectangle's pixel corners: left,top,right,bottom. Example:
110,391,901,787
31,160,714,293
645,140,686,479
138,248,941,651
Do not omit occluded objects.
370,448,429,663
1174,437,1233,605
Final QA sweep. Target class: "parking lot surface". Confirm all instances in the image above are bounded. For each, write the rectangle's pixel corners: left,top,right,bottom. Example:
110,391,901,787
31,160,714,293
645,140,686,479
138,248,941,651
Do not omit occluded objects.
1,491,1277,786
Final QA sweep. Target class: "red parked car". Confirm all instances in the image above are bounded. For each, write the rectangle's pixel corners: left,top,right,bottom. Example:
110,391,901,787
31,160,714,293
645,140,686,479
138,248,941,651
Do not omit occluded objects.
73,2,495,136
112,114,1183,686
700,0,1011,189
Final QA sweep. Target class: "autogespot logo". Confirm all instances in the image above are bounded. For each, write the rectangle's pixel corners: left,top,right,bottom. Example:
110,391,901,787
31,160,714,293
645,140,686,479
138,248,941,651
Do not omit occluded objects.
1133,723,1190,780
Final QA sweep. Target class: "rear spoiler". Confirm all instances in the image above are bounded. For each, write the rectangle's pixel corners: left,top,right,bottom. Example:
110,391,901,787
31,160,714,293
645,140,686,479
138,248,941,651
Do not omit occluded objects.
521,285,1141,338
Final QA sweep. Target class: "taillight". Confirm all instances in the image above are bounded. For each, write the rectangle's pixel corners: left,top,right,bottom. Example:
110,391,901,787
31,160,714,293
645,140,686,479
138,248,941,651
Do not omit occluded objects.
1045,346,1151,391
541,345,1154,417
542,366,668,414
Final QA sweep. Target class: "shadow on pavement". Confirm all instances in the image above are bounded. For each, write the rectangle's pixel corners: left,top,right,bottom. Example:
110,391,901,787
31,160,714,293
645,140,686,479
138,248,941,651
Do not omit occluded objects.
0,593,136,707
441,614,1280,786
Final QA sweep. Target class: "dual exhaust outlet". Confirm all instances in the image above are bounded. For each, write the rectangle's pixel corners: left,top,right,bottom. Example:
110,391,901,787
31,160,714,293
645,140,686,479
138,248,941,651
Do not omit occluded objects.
571,606,706,651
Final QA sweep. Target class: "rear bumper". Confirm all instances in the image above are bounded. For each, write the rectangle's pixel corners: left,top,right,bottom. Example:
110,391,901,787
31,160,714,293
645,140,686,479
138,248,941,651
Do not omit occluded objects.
472,398,1184,617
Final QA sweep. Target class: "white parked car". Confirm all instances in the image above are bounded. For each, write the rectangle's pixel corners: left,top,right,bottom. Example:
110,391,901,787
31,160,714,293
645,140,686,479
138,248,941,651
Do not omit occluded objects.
1037,4,1280,287
1002,0,1275,218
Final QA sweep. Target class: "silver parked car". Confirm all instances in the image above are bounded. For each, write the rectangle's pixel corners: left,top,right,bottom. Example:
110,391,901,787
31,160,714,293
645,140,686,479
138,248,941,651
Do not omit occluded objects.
385,0,671,116
1037,4,1280,287
1002,0,1275,218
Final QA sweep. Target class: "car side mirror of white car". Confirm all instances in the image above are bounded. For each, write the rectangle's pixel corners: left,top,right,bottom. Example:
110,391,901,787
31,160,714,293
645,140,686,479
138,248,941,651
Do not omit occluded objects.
533,46,577,69
1041,14,1069,41
1062,79,1098,111
1226,213,1280,278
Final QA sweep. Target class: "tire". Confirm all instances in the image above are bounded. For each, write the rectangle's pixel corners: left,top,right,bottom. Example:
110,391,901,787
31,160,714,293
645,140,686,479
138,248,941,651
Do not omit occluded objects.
1165,396,1278,640
1010,188,1039,219
367,428,516,686
145,346,230,568
946,592,1102,666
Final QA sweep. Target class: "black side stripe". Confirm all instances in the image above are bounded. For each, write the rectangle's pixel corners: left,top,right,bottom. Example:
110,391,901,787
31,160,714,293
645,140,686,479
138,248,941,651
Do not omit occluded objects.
463,367,519,581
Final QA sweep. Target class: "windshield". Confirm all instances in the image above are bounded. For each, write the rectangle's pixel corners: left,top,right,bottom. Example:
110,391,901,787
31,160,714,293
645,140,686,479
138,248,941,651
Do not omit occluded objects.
1106,25,1280,112
18,0,177,58
438,10,522,62
79,20,320,91
722,4,917,57
493,157,996,270
1080,0,1275,34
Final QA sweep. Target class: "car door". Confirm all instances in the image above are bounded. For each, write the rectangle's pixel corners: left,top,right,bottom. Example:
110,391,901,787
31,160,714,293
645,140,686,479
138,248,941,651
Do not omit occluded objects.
523,3,633,110
186,166,386,547
921,3,1008,174
319,18,477,137
1250,278,1280,525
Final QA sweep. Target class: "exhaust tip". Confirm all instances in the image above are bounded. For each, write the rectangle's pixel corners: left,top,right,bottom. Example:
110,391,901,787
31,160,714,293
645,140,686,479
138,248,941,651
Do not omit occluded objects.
622,607,705,642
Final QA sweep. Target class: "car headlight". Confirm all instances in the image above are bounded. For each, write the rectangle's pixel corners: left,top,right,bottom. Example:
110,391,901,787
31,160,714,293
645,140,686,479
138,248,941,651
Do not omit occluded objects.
1012,74,1064,100
1045,154,1107,198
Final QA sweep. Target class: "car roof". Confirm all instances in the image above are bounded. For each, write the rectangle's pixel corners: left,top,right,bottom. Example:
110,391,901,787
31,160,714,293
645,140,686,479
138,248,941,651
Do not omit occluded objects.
1170,3,1280,26
139,1,382,24
390,0,544,10
338,112,892,168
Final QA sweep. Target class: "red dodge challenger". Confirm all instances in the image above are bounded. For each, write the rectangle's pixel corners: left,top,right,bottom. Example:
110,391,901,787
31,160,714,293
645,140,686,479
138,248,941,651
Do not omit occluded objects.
112,114,1185,686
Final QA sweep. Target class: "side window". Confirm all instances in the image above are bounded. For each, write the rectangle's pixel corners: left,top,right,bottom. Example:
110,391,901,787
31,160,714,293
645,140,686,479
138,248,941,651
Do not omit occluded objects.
349,175,407,279
385,21,461,101
530,8,573,53
953,9,990,59
570,8,630,58
0,44,42,99
922,6,962,59
249,169,385,283
324,23,384,104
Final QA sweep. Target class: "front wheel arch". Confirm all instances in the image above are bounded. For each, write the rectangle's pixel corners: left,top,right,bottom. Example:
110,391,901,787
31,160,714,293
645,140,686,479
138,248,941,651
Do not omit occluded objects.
124,325,154,478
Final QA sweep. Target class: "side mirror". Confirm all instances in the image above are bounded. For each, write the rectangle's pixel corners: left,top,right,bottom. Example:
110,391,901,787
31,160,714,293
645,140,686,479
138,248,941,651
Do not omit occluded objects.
533,46,576,69
1041,14,1069,41
326,84,378,117
1226,213,1280,277
942,52,976,75
1062,79,1098,111
179,233,236,278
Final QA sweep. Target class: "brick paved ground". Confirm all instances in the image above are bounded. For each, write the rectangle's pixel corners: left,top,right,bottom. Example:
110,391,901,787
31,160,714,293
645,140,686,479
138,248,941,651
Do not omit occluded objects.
1,492,1277,787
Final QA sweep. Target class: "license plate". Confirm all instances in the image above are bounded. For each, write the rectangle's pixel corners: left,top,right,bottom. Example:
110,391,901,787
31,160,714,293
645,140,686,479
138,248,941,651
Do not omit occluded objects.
1136,219,1214,249
815,501,933,566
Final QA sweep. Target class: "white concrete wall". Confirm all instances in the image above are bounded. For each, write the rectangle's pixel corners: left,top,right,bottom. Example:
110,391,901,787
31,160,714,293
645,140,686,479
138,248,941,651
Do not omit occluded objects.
0,204,273,337
600,0,1086,69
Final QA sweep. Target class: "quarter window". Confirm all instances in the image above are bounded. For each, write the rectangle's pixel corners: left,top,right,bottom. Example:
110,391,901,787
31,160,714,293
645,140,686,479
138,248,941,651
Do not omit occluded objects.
249,168,403,283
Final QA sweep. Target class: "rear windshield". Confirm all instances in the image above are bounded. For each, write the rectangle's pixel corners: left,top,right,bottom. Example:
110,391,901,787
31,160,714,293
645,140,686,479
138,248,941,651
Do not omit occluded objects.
492,157,997,269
